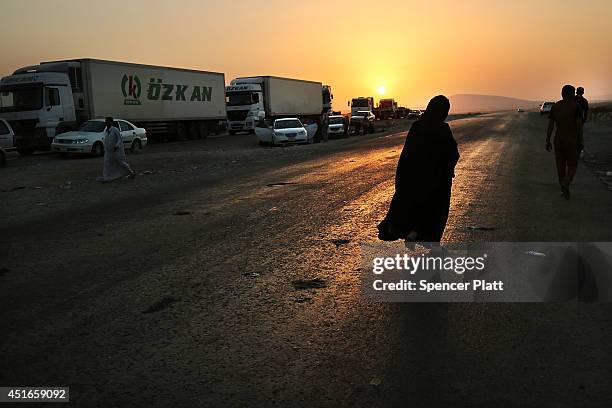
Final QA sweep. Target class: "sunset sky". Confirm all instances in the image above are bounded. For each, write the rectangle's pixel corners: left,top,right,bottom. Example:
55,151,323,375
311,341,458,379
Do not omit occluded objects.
1,0,611,110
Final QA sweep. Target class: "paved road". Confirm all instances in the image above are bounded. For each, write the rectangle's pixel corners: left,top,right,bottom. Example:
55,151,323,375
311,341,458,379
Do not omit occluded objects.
1,112,612,407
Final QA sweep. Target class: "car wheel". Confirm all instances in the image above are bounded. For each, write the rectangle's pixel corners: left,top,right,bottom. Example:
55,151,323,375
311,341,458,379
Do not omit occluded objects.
131,139,142,154
92,142,104,157
0,150,6,167
228,130,237,136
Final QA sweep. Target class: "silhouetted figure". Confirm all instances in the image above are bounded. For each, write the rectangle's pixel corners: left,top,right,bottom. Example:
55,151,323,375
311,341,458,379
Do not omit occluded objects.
378,95,459,242
575,86,589,123
546,85,583,199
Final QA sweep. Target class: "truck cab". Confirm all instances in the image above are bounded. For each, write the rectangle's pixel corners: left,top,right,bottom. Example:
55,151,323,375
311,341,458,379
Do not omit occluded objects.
377,98,397,120
322,85,333,113
225,81,265,135
0,63,79,155
350,97,374,117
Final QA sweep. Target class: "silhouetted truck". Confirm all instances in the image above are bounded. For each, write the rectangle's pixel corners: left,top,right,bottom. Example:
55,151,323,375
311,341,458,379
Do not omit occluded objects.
375,98,397,120
226,76,323,134
0,59,226,155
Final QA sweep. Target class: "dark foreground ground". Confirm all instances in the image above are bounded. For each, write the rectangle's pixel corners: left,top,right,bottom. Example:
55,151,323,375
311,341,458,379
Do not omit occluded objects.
1,112,612,407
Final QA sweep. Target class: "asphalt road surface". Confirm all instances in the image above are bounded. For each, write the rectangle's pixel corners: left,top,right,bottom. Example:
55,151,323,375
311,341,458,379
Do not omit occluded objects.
2,112,612,407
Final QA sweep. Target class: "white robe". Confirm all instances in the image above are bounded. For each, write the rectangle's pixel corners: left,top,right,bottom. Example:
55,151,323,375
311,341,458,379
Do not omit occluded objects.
101,126,132,182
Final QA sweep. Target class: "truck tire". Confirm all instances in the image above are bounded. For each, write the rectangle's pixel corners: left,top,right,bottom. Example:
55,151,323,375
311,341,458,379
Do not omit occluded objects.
91,142,104,157
17,149,34,156
188,121,198,140
176,122,188,141
198,122,209,139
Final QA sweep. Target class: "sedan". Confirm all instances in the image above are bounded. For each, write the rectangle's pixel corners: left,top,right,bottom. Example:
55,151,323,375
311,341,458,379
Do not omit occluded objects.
270,118,309,145
328,115,348,138
51,119,147,156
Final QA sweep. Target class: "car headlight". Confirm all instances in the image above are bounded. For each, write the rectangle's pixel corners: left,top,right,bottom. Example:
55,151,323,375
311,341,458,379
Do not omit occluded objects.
74,139,89,144
299,131,306,136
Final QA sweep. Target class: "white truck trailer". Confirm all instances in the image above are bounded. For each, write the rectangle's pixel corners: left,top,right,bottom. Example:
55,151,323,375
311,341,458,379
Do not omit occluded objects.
0,59,226,155
225,76,323,135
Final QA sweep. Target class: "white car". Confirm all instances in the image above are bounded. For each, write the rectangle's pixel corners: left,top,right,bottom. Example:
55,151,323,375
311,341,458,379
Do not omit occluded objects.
270,118,309,145
0,118,16,167
540,102,554,115
350,110,376,134
51,119,147,156
328,115,348,137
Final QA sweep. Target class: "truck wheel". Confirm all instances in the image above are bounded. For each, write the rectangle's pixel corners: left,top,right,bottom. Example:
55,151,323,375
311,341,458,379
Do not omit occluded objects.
176,122,188,140
188,122,198,140
131,139,142,154
17,149,34,156
92,142,104,157
198,122,209,139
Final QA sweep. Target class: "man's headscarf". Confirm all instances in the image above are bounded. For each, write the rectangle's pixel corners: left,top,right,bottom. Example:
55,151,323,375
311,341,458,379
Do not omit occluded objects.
423,95,450,123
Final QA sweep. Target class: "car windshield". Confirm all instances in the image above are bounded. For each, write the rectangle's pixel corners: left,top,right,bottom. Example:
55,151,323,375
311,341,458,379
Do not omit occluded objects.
0,84,43,113
79,121,106,132
329,117,344,124
274,120,302,129
352,99,370,107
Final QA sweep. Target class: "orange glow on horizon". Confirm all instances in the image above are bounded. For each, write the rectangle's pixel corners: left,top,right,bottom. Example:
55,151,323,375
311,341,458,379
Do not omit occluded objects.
1,0,611,112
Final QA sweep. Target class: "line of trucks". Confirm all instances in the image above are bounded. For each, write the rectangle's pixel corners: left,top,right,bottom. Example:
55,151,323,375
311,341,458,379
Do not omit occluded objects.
0,58,413,156
349,97,418,120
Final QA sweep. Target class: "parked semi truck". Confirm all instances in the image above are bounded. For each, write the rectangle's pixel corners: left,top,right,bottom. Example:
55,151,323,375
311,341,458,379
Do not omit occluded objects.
375,98,398,120
225,76,324,135
0,59,226,155
349,97,374,117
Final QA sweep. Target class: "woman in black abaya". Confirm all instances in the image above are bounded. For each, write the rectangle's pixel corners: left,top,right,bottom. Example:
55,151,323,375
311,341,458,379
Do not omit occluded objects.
378,95,459,243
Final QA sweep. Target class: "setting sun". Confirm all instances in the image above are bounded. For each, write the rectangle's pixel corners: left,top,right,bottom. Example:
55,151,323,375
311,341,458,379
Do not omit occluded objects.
377,86,386,95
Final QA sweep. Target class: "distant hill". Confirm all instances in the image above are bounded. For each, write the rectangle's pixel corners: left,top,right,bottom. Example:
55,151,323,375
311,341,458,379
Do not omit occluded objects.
449,94,540,113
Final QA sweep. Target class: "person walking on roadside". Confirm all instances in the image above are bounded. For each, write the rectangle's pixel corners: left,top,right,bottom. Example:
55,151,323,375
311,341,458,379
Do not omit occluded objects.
546,85,583,199
321,112,329,142
576,86,589,124
97,117,136,182
378,95,460,243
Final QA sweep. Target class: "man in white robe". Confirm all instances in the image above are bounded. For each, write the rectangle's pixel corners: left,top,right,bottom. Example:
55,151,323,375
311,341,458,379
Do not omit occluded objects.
99,117,135,182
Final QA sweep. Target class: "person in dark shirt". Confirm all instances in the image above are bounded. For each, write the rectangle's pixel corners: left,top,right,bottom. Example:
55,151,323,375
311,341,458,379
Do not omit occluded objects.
378,95,460,243
546,85,583,199
576,86,589,123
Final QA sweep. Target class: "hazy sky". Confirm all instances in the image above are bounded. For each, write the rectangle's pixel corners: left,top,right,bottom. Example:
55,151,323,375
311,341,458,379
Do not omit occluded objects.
1,0,611,108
